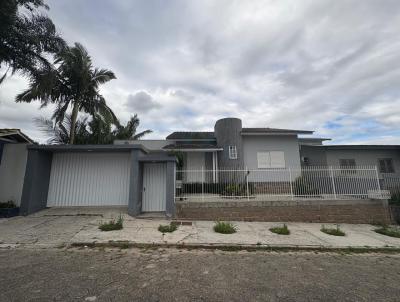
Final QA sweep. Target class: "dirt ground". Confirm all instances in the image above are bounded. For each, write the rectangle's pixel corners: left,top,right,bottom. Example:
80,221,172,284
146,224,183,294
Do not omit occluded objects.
0,247,399,301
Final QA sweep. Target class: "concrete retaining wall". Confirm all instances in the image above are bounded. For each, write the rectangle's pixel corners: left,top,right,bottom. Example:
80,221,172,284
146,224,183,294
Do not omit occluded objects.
175,199,391,224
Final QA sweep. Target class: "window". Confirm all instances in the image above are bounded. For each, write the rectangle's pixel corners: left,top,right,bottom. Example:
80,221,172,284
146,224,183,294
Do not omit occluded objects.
339,159,356,174
228,146,237,159
257,151,285,168
379,158,395,173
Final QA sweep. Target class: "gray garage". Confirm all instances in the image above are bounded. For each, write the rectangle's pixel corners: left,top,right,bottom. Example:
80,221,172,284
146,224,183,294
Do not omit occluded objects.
20,144,176,217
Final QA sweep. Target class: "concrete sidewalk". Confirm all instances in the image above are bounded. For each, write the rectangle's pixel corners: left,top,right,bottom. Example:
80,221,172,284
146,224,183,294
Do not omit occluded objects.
0,207,399,250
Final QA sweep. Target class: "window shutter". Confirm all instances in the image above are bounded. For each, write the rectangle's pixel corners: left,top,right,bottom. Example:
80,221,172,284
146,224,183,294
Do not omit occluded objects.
270,151,285,168
257,152,270,168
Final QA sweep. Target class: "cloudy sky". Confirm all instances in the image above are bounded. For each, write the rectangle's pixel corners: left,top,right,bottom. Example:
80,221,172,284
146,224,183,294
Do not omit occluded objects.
1,0,400,144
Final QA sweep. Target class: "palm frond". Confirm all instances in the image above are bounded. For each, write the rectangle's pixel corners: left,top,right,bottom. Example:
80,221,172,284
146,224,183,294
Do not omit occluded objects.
132,129,153,140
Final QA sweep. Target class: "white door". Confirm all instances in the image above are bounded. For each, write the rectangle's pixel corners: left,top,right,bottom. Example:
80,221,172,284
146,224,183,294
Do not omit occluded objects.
142,163,167,212
47,152,130,206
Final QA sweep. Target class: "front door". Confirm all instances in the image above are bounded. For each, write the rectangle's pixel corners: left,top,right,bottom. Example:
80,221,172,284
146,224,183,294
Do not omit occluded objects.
142,163,167,212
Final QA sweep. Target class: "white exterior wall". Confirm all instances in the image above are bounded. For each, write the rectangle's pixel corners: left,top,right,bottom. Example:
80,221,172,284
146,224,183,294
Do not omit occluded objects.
325,149,400,177
184,152,205,182
47,152,130,206
0,144,28,206
242,135,301,181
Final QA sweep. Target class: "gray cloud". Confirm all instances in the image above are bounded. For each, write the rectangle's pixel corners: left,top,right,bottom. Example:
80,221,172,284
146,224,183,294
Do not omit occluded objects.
1,0,400,144
125,91,161,113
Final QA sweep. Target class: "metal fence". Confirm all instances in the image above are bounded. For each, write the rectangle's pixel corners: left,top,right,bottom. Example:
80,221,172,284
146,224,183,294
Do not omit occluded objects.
175,166,388,202
381,174,400,197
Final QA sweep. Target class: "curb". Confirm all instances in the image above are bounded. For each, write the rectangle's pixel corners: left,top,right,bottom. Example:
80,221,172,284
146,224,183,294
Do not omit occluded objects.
68,241,400,254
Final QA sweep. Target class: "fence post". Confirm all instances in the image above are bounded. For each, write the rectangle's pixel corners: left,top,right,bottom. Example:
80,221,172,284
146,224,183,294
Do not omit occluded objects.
329,166,337,199
201,166,204,201
374,166,381,197
246,167,250,201
289,167,294,200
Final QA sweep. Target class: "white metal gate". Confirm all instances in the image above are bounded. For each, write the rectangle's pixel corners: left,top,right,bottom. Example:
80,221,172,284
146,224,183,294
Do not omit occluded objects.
142,163,167,212
47,152,130,206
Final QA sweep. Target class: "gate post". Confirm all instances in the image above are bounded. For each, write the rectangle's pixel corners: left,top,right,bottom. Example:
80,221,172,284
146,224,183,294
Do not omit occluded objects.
289,167,294,201
330,166,337,199
202,166,204,201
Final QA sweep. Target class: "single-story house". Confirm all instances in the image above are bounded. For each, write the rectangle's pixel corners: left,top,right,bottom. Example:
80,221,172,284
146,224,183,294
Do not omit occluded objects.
1,119,398,223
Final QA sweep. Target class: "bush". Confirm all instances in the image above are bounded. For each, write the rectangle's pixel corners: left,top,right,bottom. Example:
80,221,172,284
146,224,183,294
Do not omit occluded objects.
374,226,400,238
180,182,254,196
389,192,400,205
321,225,345,236
0,201,16,209
99,215,124,231
214,221,237,234
293,176,320,196
270,224,290,235
158,222,178,233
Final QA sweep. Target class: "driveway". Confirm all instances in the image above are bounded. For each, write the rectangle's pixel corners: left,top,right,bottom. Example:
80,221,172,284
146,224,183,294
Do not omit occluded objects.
0,207,400,249
0,247,399,301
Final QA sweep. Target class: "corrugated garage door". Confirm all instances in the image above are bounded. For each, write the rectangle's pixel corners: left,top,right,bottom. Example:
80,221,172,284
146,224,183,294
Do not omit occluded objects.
47,152,130,206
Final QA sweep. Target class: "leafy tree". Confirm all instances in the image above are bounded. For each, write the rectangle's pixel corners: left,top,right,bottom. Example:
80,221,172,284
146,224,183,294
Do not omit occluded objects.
0,0,65,83
16,42,117,144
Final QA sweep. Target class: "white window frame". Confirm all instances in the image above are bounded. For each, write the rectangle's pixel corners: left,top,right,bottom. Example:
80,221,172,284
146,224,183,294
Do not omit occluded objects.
228,145,237,160
257,151,285,169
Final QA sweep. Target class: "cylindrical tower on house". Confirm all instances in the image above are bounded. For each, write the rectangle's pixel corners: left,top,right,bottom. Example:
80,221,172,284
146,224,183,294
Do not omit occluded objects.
214,117,244,169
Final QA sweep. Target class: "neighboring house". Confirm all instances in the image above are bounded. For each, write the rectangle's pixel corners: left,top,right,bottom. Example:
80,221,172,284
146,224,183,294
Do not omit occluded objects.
300,143,400,194
0,129,34,206
300,144,400,174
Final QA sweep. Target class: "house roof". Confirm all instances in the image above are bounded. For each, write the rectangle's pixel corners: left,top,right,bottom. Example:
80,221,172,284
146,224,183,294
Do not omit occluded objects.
166,132,215,140
28,144,149,153
163,143,222,151
320,145,400,150
166,127,313,139
298,138,331,145
241,128,314,135
0,129,34,143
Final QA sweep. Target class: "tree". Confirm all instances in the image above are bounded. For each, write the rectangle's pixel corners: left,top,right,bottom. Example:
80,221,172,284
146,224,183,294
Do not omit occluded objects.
36,114,152,145
16,42,117,144
35,114,89,145
0,0,65,83
113,114,152,140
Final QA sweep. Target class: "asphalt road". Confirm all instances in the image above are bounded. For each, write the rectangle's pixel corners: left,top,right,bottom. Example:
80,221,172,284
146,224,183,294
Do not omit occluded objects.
0,247,399,302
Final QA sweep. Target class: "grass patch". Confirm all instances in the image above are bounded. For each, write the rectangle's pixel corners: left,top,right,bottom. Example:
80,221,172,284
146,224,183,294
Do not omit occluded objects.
374,226,400,238
99,215,123,231
321,225,346,236
270,224,290,235
158,222,178,233
213,221,237,234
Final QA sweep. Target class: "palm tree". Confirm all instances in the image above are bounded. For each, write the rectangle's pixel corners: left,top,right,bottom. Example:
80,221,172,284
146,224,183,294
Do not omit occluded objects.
113,114,152,140
16,42,116,144
34,114,89,145
35,113,152,145
0,0,65,84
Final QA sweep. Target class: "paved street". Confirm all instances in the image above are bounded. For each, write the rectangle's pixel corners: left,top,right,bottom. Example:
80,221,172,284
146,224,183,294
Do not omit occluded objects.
0,247,399,302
